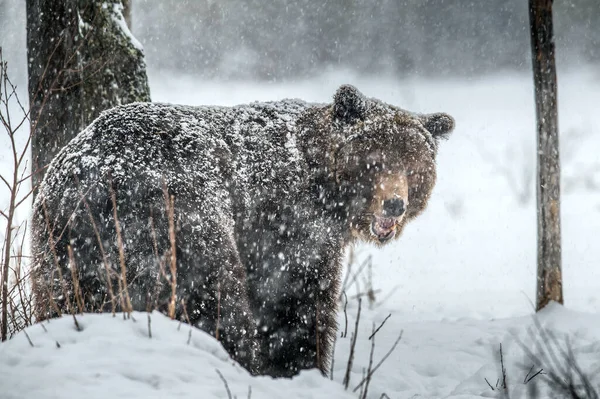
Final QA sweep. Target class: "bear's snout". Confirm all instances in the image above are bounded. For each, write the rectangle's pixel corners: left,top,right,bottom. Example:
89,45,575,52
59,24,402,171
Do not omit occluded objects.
382,198,405,218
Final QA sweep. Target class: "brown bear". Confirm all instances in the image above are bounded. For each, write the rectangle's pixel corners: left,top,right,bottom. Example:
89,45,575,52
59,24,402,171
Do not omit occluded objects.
31,85,454,377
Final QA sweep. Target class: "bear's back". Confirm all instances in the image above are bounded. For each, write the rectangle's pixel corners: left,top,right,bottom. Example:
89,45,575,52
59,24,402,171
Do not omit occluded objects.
34,100,315,221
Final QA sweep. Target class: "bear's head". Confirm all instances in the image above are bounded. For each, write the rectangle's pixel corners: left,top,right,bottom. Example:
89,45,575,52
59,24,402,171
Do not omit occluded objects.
299,85,454,245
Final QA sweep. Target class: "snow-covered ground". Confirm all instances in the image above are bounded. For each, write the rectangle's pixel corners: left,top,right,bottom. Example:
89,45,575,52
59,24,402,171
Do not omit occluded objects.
2,304,600,398
1,69,600,398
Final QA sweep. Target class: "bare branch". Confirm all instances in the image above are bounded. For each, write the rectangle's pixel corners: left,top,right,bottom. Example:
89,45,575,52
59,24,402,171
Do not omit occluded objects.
369,313,391,340
353,330,403,393
343,298,361,390
361,323,377,399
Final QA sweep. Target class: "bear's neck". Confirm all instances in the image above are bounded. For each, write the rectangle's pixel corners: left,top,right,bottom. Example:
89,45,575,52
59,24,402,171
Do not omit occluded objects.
307,171,359,241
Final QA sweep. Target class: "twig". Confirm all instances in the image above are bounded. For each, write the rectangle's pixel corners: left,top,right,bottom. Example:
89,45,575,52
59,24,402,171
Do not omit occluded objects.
316,300,320,368
215,369,233,399
72,314,82,332
339,246,354,300
181,299,192,345
485,377,495,391
349,289,382,301
329,331,337,380
341,255,372,296
23,329,34,347
500,343,507,389
353,330,404,393
367,257,375,307
358,367,366,399
523,364,544,384
341,291,348,338
361,323,376,399
343,298,361,390
369,314,391,340
247,385,252,399
147,313,152,339
216,281,221,341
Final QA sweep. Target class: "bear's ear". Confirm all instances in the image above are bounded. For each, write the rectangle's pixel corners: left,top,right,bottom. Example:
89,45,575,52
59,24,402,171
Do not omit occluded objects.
333,84,368,123
420,113,455,140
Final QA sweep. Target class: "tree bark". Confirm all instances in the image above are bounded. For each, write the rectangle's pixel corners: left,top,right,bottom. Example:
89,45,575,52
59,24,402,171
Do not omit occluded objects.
122,0,132,29
529,0,563,311
26,1,82,192
27,0,150,194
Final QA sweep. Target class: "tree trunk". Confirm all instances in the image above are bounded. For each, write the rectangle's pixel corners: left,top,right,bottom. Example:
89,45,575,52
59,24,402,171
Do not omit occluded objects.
122,0,132,29
529,0,563,311
27,0,150,194
26,1,82,191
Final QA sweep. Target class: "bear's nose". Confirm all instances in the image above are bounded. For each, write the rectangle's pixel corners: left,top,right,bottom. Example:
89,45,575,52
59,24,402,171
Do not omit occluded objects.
382,198,405,218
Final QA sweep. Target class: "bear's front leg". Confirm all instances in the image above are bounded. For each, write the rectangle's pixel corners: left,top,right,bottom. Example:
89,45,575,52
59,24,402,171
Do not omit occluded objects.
244,223,344,377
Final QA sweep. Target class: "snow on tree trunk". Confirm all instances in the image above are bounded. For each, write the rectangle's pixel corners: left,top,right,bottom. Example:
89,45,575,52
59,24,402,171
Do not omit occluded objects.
122,0,132,28
528,0,563,311
26,0,151,195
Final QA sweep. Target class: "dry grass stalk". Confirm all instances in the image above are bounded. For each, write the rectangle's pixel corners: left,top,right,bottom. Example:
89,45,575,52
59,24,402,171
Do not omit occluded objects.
163,181,177,319
316,299,321,368
75,179,116,316
41,201,76,318
109,178,133,317
215,281,221,341
358,367,366,398
147,213,163,312
22,328,34,347
181,298,192,345
215,369,233,399
147,313,152,339
67,244,85,313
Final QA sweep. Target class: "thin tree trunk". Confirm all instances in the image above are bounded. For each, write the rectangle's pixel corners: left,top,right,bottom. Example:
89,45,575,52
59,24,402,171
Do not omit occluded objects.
529,0,563,311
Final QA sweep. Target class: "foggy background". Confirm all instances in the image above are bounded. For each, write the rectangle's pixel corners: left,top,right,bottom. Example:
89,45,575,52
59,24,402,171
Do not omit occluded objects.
2,0,599,83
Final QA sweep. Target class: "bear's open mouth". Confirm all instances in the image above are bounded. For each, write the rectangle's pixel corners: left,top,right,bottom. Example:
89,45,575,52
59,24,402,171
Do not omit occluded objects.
370,217,397,243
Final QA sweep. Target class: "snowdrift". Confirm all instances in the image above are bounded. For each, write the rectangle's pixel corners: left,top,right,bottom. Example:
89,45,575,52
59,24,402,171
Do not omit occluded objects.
2,304,600,398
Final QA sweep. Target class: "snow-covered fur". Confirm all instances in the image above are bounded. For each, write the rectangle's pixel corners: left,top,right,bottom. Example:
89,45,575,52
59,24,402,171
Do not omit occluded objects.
31,85,454,377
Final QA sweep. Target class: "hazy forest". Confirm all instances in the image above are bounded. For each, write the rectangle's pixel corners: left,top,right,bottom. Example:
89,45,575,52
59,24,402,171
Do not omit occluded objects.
2,0,600,81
